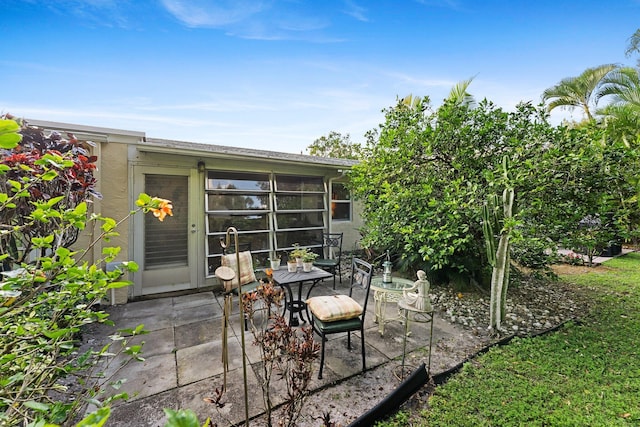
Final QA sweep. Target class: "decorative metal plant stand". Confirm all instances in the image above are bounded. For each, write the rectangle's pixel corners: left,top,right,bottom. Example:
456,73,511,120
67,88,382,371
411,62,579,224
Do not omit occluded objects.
397,299,434,380
214,226,250,426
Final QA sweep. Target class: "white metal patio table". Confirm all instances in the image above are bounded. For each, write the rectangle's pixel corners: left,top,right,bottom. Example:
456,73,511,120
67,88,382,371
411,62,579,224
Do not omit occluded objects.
370,276,414,335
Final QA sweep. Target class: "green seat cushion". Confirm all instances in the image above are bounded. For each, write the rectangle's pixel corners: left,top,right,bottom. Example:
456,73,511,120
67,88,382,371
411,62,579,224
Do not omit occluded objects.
313,316,362,333
313,259,338,267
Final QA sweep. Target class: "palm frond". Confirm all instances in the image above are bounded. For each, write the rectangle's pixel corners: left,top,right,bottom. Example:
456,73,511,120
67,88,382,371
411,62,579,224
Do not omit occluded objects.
447,77,476,108
596,67,640,104
541,64,618,120
625,29,640,57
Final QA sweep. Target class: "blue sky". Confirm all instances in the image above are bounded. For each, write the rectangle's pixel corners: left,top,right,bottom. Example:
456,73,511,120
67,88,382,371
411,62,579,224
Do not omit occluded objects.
2,1,639,154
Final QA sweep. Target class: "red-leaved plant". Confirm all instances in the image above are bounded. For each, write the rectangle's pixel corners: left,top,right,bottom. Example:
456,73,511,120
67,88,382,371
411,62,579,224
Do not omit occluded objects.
0,114,100,265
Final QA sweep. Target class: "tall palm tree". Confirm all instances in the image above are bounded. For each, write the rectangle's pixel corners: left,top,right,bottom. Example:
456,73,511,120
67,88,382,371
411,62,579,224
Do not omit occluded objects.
541,64,618,121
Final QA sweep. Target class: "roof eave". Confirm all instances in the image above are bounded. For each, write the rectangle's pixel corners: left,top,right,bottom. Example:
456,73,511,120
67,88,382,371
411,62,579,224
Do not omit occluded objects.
142,137,358,168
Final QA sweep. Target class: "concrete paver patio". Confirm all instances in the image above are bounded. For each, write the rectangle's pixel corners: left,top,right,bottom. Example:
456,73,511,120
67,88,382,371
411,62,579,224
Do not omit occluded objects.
85,279,481,426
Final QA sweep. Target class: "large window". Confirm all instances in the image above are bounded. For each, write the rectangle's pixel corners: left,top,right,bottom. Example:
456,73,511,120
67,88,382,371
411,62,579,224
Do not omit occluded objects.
206,171,271,275
331,182,351,222
274,175,325,256
205,171,328,276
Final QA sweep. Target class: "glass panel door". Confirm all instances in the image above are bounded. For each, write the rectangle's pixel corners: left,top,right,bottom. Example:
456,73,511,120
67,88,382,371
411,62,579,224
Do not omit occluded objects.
144,174,188,268
134,168,198,296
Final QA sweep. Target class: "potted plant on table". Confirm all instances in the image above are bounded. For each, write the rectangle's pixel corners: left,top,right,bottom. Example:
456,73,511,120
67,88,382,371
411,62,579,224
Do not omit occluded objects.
301,251,318,272
268,252,282,270
289,243,308,268
287,257,298,272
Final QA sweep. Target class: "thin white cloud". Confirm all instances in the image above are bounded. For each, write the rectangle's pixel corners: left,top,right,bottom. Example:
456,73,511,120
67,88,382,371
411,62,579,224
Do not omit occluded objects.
159,0,350,42
2,104,222,128
159,0,268,27
135,100,278,113
43,0,138,29
0,60,77,75
224,17,337,42
342,0,369,22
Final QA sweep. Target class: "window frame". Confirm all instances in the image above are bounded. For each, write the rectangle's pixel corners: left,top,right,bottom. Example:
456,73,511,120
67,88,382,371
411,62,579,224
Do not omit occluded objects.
331,181,352,222
273,174,326,254
204,171,329,277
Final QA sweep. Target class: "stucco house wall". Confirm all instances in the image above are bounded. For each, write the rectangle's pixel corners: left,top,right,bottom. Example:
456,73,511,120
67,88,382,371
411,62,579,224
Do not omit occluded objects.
28,119,362,304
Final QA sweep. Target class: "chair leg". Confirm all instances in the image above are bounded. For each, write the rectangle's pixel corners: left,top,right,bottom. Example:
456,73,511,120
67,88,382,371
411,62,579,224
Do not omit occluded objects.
332,267,336,290
347,331,352,350
318,332,326,379
361,327,366,372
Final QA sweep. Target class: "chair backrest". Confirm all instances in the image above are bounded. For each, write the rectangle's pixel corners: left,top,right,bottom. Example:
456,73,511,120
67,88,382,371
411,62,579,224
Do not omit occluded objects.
348,257,374,317
322,232,343,260
220,250,257,288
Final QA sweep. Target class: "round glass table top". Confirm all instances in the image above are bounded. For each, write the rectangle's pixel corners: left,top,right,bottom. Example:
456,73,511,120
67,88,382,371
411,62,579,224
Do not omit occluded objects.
370,276,414,291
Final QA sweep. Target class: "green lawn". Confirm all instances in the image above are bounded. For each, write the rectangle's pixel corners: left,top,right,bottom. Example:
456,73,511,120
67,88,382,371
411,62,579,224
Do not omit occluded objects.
379,252,640,426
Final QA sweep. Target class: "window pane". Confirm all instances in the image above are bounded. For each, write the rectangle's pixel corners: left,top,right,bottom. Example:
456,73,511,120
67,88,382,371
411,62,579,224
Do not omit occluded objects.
208,214,269,233
207,171,270,191
276,175,324,192
207,194,269,211
145,174,188,269
275,194,324,210
332,201,351,221
332,183,350,200
275,229,323,250
276,212,324,229
208,232,270,255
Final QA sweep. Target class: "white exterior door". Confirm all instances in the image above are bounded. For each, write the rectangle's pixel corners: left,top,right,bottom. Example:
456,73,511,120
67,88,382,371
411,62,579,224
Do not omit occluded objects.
132,167,200,296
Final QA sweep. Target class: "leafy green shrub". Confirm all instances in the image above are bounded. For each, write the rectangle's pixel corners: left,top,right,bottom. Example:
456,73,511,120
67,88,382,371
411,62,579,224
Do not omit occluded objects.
351,94,640,288
351,98,556,285
511,237,558,269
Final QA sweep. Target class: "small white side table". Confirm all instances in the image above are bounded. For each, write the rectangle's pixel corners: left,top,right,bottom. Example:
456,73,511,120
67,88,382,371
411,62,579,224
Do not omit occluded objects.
370,277,414,335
